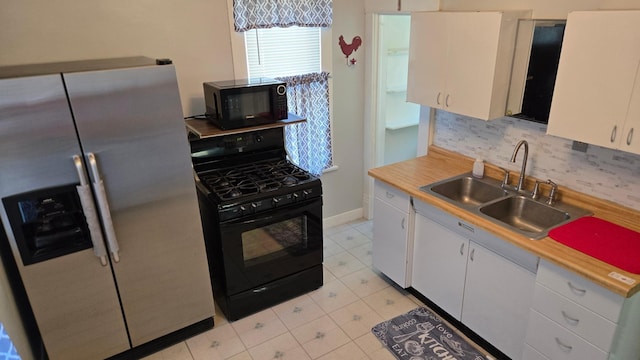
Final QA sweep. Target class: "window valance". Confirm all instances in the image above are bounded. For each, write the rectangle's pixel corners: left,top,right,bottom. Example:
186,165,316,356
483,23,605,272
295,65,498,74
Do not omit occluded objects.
233,0,332,32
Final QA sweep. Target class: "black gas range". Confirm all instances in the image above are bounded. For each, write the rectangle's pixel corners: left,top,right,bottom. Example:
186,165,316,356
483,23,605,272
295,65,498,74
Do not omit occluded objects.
197,157,322,221
190,127,323,321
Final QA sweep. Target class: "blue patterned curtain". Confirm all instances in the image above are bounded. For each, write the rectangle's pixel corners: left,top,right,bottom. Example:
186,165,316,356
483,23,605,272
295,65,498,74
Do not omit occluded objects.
276,72,333,175
233,0,333,32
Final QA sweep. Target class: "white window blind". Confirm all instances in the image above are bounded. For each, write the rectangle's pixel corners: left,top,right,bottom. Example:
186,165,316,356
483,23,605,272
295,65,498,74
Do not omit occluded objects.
245,26,321,78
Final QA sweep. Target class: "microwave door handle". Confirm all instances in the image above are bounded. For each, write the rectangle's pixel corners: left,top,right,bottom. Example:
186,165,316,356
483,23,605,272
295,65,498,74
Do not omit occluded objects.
73,155,108,266
87,153,120,263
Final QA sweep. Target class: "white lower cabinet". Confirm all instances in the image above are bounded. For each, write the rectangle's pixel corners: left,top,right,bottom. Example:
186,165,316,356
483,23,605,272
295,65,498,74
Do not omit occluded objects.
372,184,640,360
523,344,551,360
412,213,468,318
372,180,414,287
412,199,537,359
525,260,640,360
462,241,536,359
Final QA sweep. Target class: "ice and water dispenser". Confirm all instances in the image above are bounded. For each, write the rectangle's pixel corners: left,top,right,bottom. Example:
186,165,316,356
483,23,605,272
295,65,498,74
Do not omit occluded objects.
3,184,93,265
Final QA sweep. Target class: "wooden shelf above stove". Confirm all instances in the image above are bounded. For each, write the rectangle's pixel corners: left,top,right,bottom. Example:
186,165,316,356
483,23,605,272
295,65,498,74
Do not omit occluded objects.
185,113,306,139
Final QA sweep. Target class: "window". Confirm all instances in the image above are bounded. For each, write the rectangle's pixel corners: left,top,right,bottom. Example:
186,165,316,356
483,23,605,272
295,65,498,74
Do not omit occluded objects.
245,27,321,78
244,27,333,175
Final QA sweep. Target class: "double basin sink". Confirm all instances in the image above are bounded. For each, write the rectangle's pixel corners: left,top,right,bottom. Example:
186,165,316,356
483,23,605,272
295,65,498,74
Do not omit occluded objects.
420,173,591,240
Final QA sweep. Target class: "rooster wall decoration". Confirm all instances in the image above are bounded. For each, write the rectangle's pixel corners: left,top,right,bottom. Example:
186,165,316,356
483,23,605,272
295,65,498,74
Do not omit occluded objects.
339,35,362,66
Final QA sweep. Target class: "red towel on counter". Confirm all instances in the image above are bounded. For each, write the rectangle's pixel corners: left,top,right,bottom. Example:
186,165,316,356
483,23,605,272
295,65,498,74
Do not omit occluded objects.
549,216,640,274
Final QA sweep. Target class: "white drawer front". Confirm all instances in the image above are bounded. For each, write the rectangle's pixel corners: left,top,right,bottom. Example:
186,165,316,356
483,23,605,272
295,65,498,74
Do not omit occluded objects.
413,198,478,239
523,344,550,360
532,284,617,352
374,180,410,212
537,260,624,322
526,310,608,360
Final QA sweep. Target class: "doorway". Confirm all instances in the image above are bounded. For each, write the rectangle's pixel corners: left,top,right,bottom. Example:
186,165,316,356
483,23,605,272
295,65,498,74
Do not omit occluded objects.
375,14,420,166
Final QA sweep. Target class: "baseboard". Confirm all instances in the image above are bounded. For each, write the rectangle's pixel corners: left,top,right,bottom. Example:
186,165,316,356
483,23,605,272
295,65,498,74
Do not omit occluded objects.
322,208,364,228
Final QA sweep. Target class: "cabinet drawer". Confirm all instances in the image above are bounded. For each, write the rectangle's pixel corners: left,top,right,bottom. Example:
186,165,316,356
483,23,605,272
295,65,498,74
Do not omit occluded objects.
532,284,616,352
523,344,550,360
413,198,477,239
374,180,410,212
537,260,624,322
526,310,608,360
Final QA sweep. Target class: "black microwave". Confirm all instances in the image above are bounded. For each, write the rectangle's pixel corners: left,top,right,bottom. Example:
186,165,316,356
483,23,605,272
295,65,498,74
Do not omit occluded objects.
203,78,288,130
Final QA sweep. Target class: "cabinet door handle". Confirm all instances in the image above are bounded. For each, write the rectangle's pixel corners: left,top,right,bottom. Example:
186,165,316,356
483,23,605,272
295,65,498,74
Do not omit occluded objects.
627,128,634,146
445,94,450,107
436,92,442,105
401,217,405,230
561,311,580,326
567,281,587,296
459,243,465,256
611,125,617,143
385,191,394,199
469,248,475,261
555,337,573,353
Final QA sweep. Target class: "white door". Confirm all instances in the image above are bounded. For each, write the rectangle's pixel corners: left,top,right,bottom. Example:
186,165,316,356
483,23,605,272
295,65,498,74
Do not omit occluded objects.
461,242,536,359
407,11,447,109
373,198,410,287
547,11,640,149
444,12,502,119
412,214,468,319
621,61,640,154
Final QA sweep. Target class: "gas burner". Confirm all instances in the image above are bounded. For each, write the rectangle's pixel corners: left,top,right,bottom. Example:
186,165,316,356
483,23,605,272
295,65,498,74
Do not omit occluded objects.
257,180,281,192
228,189,243,199
282,176,298,186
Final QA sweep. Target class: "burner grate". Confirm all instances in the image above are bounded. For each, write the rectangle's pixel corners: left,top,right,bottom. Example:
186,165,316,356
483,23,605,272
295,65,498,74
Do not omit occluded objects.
199,159,314,201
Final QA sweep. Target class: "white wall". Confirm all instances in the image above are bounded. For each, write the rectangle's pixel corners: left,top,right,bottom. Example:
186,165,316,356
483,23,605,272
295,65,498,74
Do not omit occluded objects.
321,0,368,223
0,0,235,116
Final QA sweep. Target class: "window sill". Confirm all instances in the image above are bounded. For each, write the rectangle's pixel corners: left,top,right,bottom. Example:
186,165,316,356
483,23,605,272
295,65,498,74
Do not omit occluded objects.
322,165,339,174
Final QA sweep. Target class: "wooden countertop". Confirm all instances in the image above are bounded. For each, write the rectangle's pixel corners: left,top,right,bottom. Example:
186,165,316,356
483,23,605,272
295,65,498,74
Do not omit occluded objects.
368,146,640,298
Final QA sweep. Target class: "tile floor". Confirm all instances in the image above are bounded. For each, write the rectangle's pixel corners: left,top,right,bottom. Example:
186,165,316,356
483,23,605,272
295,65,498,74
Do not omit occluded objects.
142,219,425,360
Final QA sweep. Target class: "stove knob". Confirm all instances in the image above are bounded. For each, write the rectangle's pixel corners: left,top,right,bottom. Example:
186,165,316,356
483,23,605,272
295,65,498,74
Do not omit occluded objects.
302,190,310,198
293,192,300,201
255,134,263,143
251,203,258,209
240,205,247,213
273,197,280,205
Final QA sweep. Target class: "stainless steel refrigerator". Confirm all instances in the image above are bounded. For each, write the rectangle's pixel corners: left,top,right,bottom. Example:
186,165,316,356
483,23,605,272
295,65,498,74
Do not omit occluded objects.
0,57,214,360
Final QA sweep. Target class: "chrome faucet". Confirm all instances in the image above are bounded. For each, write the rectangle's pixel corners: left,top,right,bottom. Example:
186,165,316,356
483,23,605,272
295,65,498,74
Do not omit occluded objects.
510,140,529,192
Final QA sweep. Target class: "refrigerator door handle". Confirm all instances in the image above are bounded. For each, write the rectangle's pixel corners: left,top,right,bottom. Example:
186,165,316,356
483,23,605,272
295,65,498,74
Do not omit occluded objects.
73,155,109,266
87,153,121,263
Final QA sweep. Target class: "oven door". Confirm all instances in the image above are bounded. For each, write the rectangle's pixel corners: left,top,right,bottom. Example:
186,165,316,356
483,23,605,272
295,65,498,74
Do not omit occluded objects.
218,197,323,295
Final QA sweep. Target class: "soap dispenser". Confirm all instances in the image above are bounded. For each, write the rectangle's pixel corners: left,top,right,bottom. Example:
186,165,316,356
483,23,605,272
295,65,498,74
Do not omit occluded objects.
472,158,484,178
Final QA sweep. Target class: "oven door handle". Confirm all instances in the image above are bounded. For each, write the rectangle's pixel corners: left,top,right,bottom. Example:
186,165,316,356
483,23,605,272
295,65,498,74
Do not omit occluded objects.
87,153,120,263
222,197,321,227
73,155,109,266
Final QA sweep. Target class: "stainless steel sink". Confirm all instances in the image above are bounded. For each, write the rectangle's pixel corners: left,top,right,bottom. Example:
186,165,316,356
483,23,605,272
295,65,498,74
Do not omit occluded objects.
421,174,508,208
420,173,591,240
479,195,573,239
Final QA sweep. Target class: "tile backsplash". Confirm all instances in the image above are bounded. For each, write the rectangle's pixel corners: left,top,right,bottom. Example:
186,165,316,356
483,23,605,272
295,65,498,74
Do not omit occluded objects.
433,110,640,211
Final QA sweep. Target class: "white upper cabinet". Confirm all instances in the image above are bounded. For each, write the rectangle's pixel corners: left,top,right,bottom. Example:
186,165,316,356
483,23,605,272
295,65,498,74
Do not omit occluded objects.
407,10,530,120
547,11,640,154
